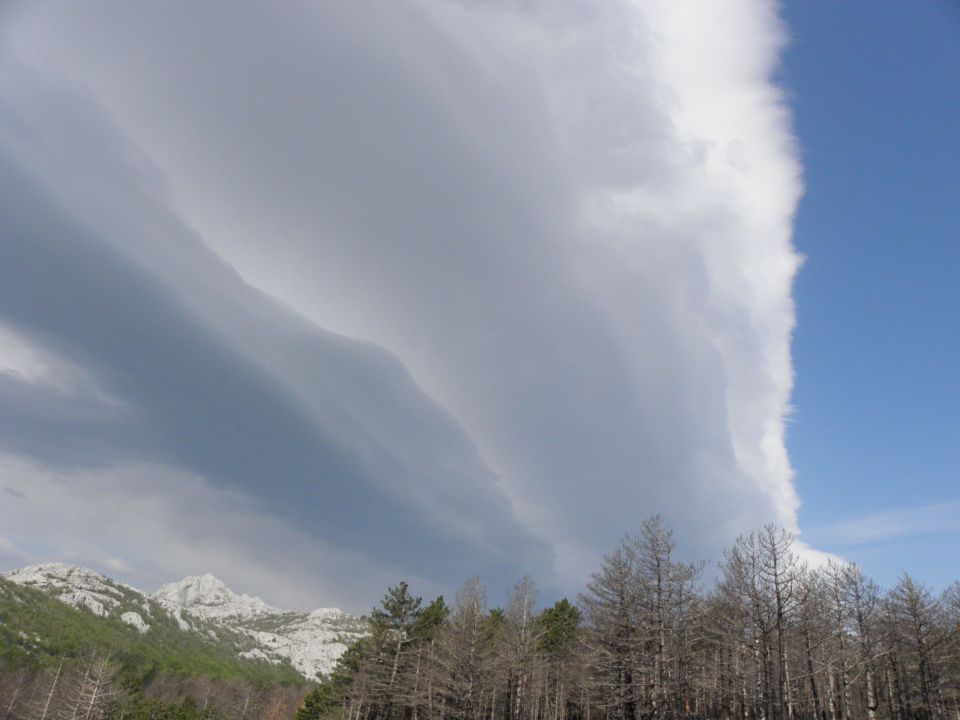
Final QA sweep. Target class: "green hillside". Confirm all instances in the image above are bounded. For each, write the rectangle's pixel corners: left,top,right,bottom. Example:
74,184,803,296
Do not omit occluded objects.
0,577,304,686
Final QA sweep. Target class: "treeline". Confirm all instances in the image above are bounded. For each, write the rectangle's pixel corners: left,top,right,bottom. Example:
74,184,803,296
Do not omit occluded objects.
298,517,960,720
0,651,306,720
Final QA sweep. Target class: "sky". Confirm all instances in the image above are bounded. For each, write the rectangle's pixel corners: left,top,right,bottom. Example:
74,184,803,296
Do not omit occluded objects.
0,0,955,612
781,0,960,591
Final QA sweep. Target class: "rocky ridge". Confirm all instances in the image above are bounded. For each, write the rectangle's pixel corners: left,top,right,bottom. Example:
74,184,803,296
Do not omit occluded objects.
0,563,368,680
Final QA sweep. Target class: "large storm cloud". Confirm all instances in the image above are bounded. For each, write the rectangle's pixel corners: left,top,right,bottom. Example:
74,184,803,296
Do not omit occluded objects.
0,0,803,609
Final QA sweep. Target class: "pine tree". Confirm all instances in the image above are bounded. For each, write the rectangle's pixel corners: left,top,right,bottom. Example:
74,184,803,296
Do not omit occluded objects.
371,581,423,720
537,599,583,720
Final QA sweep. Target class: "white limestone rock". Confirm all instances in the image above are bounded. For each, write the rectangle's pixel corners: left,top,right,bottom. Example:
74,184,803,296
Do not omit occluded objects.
121,611,150,634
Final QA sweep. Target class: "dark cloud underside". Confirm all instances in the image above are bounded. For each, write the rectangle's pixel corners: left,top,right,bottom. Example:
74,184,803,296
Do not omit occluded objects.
0,0,804,605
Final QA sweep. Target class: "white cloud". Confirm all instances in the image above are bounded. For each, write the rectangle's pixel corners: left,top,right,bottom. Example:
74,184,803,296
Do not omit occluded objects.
0,322,104,393
0,0,805,599
0,323,52,383
806,502,960,546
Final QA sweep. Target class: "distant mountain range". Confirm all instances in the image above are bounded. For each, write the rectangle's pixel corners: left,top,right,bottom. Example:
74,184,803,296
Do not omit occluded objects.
0,563,368,680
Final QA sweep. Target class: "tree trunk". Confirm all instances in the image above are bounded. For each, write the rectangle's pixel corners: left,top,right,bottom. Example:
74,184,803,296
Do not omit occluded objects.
803,628,823,720
40,657,64,720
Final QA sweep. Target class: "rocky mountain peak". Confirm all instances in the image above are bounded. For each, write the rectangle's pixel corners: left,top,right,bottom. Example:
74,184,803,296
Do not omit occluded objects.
2,563,368,679
154,573,277,621
156,573,237,606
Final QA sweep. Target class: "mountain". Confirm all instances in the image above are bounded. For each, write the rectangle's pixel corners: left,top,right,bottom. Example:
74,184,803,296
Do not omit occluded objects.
0,563,368,681
155,573,274,621
0,575,303,689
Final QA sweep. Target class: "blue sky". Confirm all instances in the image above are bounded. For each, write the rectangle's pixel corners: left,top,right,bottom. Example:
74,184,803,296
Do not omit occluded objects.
0,0,955,609
783,0,960,588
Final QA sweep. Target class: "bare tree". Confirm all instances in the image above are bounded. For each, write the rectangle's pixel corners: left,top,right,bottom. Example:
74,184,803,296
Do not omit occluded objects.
580,539,641,720
887,574,945,720
435,577,493,720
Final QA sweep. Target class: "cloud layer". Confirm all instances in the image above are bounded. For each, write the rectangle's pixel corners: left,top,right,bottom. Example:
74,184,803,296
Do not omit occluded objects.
0,0,802,608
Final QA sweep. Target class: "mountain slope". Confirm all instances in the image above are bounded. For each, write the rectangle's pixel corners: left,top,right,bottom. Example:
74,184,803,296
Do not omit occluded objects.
0,564,369,681
0,575,303,685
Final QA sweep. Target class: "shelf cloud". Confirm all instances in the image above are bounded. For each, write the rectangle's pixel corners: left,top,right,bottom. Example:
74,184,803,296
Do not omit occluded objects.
0,0,803,608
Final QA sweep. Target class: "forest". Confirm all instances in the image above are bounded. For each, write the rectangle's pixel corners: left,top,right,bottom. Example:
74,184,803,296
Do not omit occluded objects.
296,518,959,720
1,517,957,720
